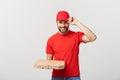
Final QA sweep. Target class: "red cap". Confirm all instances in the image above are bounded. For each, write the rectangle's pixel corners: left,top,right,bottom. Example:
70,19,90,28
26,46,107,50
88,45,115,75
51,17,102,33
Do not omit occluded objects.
56,11,70,21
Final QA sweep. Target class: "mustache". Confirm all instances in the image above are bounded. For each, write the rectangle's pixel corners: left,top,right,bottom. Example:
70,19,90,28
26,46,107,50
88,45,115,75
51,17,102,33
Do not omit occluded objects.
59,26,68,28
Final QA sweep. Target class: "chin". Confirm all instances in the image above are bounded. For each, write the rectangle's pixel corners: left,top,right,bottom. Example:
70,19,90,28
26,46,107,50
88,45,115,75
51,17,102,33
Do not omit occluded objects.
60,30,69,34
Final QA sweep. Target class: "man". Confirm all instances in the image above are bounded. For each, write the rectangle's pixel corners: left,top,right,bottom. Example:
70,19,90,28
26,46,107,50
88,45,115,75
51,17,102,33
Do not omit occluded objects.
46,10,96,80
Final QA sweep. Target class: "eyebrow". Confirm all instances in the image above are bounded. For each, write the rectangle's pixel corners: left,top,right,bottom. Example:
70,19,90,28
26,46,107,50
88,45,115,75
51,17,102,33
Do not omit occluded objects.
58,21,68,23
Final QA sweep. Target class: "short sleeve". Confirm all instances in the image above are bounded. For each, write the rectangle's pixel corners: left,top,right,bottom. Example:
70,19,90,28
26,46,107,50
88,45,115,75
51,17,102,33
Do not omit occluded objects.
76,32,85,43
46,38,54,54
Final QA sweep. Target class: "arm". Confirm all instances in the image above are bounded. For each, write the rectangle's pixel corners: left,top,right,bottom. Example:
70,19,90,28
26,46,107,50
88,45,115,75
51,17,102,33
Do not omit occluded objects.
69,17,97,43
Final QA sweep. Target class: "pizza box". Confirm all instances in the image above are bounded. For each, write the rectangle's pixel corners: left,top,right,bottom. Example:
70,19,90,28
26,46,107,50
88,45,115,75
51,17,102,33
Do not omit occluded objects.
34,59,65,70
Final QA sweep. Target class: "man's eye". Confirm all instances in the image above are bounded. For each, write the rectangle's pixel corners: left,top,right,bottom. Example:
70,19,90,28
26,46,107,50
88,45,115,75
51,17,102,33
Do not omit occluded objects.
59,21,62,23
60,22,62,24
58,21,68,24
65,21,68,23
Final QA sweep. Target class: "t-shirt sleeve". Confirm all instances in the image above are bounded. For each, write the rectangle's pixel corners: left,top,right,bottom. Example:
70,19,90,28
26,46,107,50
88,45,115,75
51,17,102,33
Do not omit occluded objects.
76,32,85,43
46,38,54,54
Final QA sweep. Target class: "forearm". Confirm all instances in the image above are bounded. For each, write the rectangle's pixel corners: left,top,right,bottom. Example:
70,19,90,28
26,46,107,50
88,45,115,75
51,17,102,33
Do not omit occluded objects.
76,22,96,41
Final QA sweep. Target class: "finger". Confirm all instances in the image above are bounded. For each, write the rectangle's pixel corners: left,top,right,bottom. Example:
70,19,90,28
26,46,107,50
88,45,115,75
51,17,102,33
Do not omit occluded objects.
68,17,73,23
71,17,73,22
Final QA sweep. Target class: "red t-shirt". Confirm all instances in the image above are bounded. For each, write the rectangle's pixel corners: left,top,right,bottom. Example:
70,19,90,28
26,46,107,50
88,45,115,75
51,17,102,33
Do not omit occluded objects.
46,30,85,78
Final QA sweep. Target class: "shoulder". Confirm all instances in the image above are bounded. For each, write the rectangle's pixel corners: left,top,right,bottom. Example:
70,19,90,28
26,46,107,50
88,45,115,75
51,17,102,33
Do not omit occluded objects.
70,30,85,43
47,32,58,42
76,31,85,35
70,30,84,35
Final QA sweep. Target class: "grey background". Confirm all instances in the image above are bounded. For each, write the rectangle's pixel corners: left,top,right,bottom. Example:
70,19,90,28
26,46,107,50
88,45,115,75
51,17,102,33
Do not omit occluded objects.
0,0,120,80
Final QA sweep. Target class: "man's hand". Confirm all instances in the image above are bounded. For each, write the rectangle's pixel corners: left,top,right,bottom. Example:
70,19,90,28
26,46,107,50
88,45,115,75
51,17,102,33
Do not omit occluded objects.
68,17,79,25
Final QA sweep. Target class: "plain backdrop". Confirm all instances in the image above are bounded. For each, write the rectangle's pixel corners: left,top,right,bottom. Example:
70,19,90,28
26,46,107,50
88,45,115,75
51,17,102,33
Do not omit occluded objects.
0,0,120,80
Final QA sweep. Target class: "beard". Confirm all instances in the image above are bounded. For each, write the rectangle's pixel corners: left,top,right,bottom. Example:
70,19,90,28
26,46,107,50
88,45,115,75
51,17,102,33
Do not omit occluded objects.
58,27,69,33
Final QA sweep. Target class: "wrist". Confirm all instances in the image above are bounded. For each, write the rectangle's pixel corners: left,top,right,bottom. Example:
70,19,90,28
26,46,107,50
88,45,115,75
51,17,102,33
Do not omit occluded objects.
75,21,81,26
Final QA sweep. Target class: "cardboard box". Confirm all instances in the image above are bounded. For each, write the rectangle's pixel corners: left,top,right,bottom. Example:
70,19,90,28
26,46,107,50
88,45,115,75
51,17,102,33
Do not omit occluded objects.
34,59,65,70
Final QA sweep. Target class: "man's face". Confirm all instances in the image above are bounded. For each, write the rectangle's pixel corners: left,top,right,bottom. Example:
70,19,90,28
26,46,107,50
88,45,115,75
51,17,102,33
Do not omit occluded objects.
56,20,70,34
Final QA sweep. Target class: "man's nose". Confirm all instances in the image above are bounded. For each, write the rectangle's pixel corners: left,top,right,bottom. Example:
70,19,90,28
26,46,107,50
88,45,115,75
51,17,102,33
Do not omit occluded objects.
61,23,65,27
